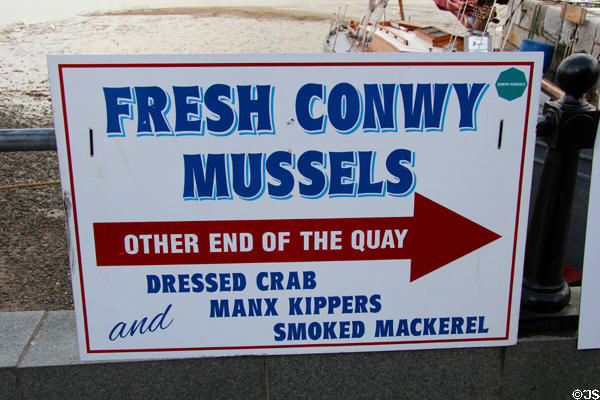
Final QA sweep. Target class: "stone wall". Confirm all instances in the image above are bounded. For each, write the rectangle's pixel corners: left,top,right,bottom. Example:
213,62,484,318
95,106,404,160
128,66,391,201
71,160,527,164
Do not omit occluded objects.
2,310,599,399
504,0,600,75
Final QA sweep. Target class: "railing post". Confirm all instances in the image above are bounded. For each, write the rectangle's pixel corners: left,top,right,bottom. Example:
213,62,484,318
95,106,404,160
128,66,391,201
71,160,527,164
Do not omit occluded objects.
522,54,600,312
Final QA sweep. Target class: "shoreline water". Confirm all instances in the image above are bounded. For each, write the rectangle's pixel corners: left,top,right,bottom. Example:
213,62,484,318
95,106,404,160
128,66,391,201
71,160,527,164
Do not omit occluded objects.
0,2,465,130
0,0,459,28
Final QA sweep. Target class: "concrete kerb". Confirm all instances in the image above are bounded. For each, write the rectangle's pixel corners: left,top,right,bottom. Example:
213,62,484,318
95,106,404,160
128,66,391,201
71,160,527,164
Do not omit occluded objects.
2,309,599,399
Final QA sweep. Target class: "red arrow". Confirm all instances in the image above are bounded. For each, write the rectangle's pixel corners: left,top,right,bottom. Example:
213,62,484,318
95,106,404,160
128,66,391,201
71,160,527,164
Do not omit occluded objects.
408,193,501,281
93,193,500,281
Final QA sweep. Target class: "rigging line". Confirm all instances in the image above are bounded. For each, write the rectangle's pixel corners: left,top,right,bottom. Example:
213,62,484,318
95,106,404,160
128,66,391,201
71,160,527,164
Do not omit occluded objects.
482,0,499,37
450,0,471,49
0,180,61,190
501,0,525,50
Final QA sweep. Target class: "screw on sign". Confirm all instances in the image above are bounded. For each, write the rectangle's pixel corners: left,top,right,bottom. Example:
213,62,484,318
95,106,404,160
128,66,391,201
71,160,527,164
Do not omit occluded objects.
495,67,528,101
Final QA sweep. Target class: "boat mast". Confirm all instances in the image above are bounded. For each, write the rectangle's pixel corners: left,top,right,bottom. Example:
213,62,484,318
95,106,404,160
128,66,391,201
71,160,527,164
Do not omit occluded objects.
398,0,405,20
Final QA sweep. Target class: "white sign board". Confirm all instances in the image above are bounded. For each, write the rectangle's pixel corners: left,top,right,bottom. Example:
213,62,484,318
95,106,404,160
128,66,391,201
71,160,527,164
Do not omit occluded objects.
48,53,541,361
578,131,600,349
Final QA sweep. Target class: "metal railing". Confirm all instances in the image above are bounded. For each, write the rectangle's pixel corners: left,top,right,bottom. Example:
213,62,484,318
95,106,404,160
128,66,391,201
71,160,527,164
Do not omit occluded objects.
0,129,56,152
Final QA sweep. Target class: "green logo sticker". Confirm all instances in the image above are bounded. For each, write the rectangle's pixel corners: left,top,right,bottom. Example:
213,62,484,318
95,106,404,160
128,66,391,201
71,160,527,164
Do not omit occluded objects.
495,68,528,101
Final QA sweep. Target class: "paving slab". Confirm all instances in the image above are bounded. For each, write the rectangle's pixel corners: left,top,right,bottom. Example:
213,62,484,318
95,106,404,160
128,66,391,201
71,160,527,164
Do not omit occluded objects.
17,310,266,399
268,347,502,400
0,311,44,367
0,311,44,400
502,336,600,400
19,310,79,367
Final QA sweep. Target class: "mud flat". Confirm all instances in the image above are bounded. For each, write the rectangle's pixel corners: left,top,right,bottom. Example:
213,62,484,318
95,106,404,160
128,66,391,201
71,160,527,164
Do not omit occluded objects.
0,3,461,312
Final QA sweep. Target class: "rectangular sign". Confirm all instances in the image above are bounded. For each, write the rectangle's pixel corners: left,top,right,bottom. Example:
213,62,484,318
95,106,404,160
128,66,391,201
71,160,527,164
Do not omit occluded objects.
578,127,600,350
48,53,541,360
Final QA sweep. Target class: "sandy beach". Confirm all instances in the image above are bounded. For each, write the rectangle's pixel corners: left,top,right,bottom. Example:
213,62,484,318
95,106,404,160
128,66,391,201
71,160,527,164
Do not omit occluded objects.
0,0,465,311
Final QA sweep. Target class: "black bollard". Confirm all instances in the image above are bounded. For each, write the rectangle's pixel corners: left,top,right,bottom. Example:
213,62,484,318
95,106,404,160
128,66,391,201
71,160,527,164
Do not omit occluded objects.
522,54,600,313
